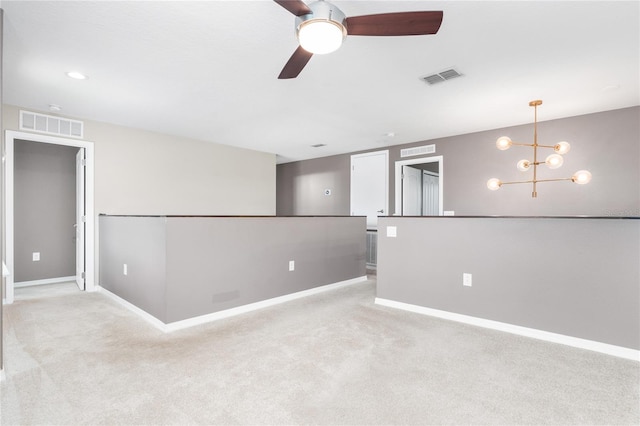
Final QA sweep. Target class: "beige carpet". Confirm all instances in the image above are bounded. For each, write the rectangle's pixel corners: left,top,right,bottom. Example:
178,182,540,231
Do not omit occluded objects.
1,279,639,425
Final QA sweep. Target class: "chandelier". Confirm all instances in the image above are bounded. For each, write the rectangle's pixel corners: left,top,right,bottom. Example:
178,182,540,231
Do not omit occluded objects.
487,100,591,198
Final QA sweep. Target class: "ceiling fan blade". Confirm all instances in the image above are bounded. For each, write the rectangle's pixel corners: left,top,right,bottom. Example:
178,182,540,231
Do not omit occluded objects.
274,0,312,16
278,46,313,79
346,11,443,36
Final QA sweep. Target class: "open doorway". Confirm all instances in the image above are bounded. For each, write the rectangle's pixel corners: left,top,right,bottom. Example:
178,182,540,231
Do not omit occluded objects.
3,131,95,304
394,156,443,216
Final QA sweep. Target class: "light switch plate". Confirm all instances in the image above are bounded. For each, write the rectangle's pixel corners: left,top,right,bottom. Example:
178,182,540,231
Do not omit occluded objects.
387,226,397,238
289,260,295,271
463,273,472,287
32,252,40,262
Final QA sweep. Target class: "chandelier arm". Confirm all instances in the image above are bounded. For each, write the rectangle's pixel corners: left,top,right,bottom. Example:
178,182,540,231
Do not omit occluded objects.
507,141,535,147
499,177,574,186
534,177,574,184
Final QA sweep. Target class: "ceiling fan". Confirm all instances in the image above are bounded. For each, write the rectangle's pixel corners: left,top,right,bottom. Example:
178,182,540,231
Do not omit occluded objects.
274,0,443,79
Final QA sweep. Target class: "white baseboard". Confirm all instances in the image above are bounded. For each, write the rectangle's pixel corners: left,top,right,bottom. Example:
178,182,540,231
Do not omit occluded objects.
375,298,640,362
14,276,76,288
99,276,369,333
98,287,168,330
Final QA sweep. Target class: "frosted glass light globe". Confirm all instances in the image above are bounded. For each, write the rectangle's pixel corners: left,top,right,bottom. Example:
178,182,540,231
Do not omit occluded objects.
298,20,345,54
496,136,512,150
554,141,571,155
517,159,531,171
487,178,502,191
572,170,592,184
545,154,564,169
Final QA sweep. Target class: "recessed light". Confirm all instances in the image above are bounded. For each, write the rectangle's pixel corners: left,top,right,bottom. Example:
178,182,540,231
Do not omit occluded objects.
66,71,87,80
384,132,395,138
49,104,62,112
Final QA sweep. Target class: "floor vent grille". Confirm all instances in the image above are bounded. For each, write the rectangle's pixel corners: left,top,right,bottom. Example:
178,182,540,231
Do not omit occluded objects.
366,230,377,267
401,144,436,158
421,68,463,85
20,110,84,139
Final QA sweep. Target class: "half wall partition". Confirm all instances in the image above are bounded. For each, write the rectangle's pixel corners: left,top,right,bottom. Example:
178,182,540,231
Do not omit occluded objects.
99,215,367,330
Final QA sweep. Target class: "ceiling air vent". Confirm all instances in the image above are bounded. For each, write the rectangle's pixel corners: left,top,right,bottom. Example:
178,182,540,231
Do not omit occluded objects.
421,68,462,85
401,144,436,158
20,110,84,139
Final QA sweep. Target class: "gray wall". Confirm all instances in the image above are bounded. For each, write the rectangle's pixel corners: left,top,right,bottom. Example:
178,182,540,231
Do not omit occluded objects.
2,103,277,286
377,216,640,350
98,216,167,320
277,154,350,216
14,140,77,282
100,216,366,324
277,106,640,217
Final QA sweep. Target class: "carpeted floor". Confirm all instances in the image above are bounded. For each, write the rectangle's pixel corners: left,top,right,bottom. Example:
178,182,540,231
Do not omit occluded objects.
1,279,639,425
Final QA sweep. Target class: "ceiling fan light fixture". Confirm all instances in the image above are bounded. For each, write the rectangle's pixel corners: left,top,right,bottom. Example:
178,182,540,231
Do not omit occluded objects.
297,19,345,54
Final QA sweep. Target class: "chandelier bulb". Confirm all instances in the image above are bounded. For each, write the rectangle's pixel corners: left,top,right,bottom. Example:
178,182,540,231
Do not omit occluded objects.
572,170,592,185
496,136,512,150
516,159,531,171
545,154,564,169
554,141,571,155
487,178,502,191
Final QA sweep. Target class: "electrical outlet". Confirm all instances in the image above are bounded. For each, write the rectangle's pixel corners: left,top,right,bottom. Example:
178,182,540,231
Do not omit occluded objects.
123,264,128,276
289,260,295,271
463,273,472,287
32,252,40,262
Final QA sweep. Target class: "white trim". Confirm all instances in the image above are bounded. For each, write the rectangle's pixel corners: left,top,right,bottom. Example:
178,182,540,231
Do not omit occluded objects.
98,287,168,330
0,369,5,382
375,298,640,362
394,155,443,216
14,276,76,288
99,276,368,333
3,130,96,304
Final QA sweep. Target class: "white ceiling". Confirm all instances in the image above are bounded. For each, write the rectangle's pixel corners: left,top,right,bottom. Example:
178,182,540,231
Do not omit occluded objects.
2,1,639,163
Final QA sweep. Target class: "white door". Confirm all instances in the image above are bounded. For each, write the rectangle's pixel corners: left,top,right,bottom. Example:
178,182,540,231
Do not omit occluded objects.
75,148,85,290
422,171,439,216
402,165,423,215
350,151,388,229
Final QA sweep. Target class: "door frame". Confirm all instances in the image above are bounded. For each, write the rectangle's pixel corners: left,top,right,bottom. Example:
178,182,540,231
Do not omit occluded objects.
395,155,443,216
75,148,86,290
3,130,95,303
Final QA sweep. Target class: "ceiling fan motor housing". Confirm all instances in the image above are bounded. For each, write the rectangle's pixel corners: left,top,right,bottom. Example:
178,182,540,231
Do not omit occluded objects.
295,1,347,53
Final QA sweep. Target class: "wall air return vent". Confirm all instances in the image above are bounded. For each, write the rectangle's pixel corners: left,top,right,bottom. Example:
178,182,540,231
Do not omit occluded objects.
20,110,84,139
401,144,436,158
421,68,463,85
